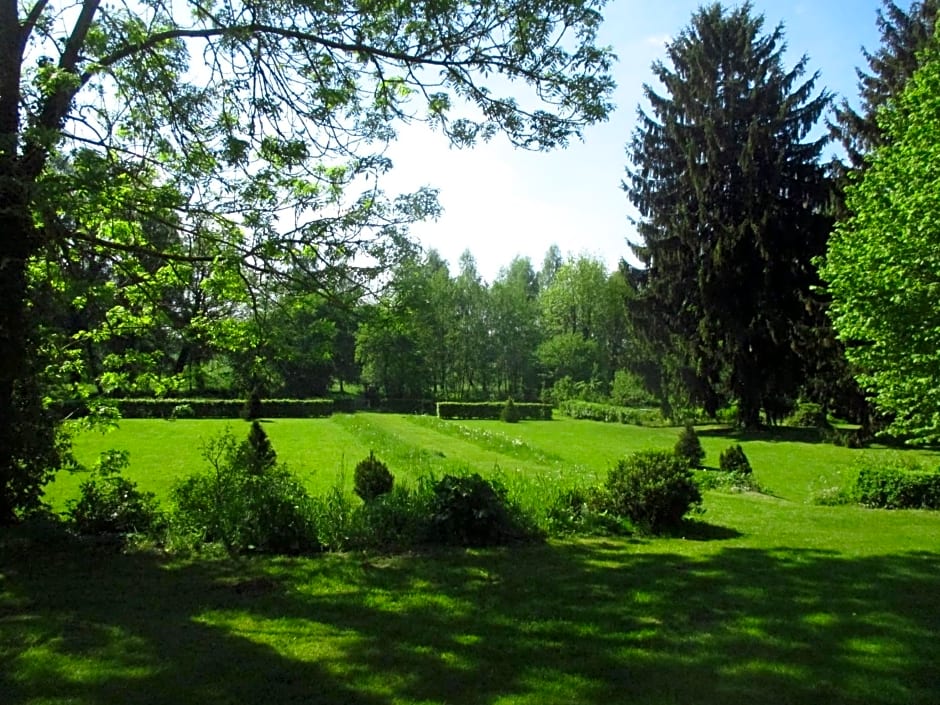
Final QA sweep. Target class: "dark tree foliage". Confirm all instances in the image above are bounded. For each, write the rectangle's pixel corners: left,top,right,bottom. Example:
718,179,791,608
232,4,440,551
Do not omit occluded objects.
623,3,832,428
830,0,940,170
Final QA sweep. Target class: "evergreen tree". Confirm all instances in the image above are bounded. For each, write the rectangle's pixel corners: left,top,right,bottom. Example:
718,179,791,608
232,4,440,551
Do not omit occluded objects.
830,0,939,170
623,3,831,428
240,421,278,475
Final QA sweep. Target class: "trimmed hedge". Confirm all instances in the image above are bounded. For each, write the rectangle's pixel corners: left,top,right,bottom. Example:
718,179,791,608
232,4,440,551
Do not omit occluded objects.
111,398,335,419
559,400,666,426
377,398,437,415
854,465,940,509
436,401,552,421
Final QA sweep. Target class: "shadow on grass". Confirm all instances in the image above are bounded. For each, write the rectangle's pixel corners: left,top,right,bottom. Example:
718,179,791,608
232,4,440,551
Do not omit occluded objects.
2,524,938,705
696,426,829,445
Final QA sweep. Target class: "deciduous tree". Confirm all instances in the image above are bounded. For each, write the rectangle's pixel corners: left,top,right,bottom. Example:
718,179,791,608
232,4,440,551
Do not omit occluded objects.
0,0,614,521
820,40,940,443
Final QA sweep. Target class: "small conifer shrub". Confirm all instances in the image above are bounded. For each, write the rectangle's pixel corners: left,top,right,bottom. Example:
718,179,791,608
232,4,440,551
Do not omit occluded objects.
239,420,277,475
500,397,521,423
719,444,752,475
354,451,395,502
674,424,705,467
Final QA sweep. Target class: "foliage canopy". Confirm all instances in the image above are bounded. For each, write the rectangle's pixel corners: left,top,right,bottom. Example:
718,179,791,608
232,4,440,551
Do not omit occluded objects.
0,0,615,521
821,39,940,444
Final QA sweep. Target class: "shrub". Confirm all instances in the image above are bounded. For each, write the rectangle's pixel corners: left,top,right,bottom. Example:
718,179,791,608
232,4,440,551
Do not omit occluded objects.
719,445,752,475
169,428,318,555
500,398,520,423
610,369,657,408
811,486,854,506
309,486,355,552
604,451,702,533
674,424,705,467
353,451,394,502
170,403,195,420
853,456,940,509
67,450,162,536
823,427,869,448
238,421,277,475
427,473,533,547
347,482,435,552
785,401,831,429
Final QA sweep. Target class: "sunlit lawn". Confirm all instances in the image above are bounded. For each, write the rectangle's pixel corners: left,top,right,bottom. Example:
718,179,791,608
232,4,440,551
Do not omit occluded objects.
8,413,940,704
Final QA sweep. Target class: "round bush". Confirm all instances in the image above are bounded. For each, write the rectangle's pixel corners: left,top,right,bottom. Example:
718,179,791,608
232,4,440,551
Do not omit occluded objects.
428,473,530,546
604,450,702,533
353,451,394,502
718,444,752,475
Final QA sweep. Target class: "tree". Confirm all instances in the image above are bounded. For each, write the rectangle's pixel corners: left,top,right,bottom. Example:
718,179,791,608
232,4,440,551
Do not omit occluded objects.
450,251,492,398
820,40,940,444
830,0,939,170
623,3,831,428
490,257,541,398
0,0,614,521
538,255,611,390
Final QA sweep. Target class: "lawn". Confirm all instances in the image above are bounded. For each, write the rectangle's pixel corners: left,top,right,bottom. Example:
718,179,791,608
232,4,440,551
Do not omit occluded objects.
5,414,940,704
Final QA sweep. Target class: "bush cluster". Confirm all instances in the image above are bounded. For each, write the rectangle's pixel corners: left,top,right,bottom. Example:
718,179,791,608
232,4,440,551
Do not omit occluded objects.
170,426,319,554
558,400,666,427
66,450,162,537
784,402,831,429
426,473,532,547
436,401,552,421
603,451,702,533
853,458,940,509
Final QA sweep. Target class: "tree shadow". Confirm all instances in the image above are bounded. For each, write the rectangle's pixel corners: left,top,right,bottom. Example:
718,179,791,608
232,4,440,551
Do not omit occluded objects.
696,426,829,444
2,524,939,704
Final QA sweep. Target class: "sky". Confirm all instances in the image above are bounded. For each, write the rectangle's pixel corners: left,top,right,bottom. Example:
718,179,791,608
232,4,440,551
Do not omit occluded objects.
380,0,894,282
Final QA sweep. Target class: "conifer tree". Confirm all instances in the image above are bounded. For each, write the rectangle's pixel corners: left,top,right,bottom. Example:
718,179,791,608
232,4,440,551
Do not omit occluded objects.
830,0,939,170
623,3,831,428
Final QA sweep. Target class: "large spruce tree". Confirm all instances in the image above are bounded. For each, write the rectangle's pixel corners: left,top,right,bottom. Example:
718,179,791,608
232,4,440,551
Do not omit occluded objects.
830,0,939,170
623,3,831,428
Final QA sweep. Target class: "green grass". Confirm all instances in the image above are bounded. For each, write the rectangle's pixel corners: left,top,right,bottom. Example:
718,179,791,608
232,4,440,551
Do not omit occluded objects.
8,414,940,704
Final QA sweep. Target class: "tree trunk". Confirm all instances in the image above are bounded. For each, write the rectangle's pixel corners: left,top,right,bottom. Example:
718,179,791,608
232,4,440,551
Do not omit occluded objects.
0,212,33,523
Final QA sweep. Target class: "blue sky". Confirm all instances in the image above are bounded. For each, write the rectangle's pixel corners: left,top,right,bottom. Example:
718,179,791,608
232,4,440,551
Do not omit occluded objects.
383,0,894,281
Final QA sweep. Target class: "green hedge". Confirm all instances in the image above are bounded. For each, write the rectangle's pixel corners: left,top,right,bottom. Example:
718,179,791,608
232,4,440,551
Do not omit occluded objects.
436,402,552,421
112,398,335,419
854,465,940,509
378,399,437,415
558,400,666,426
